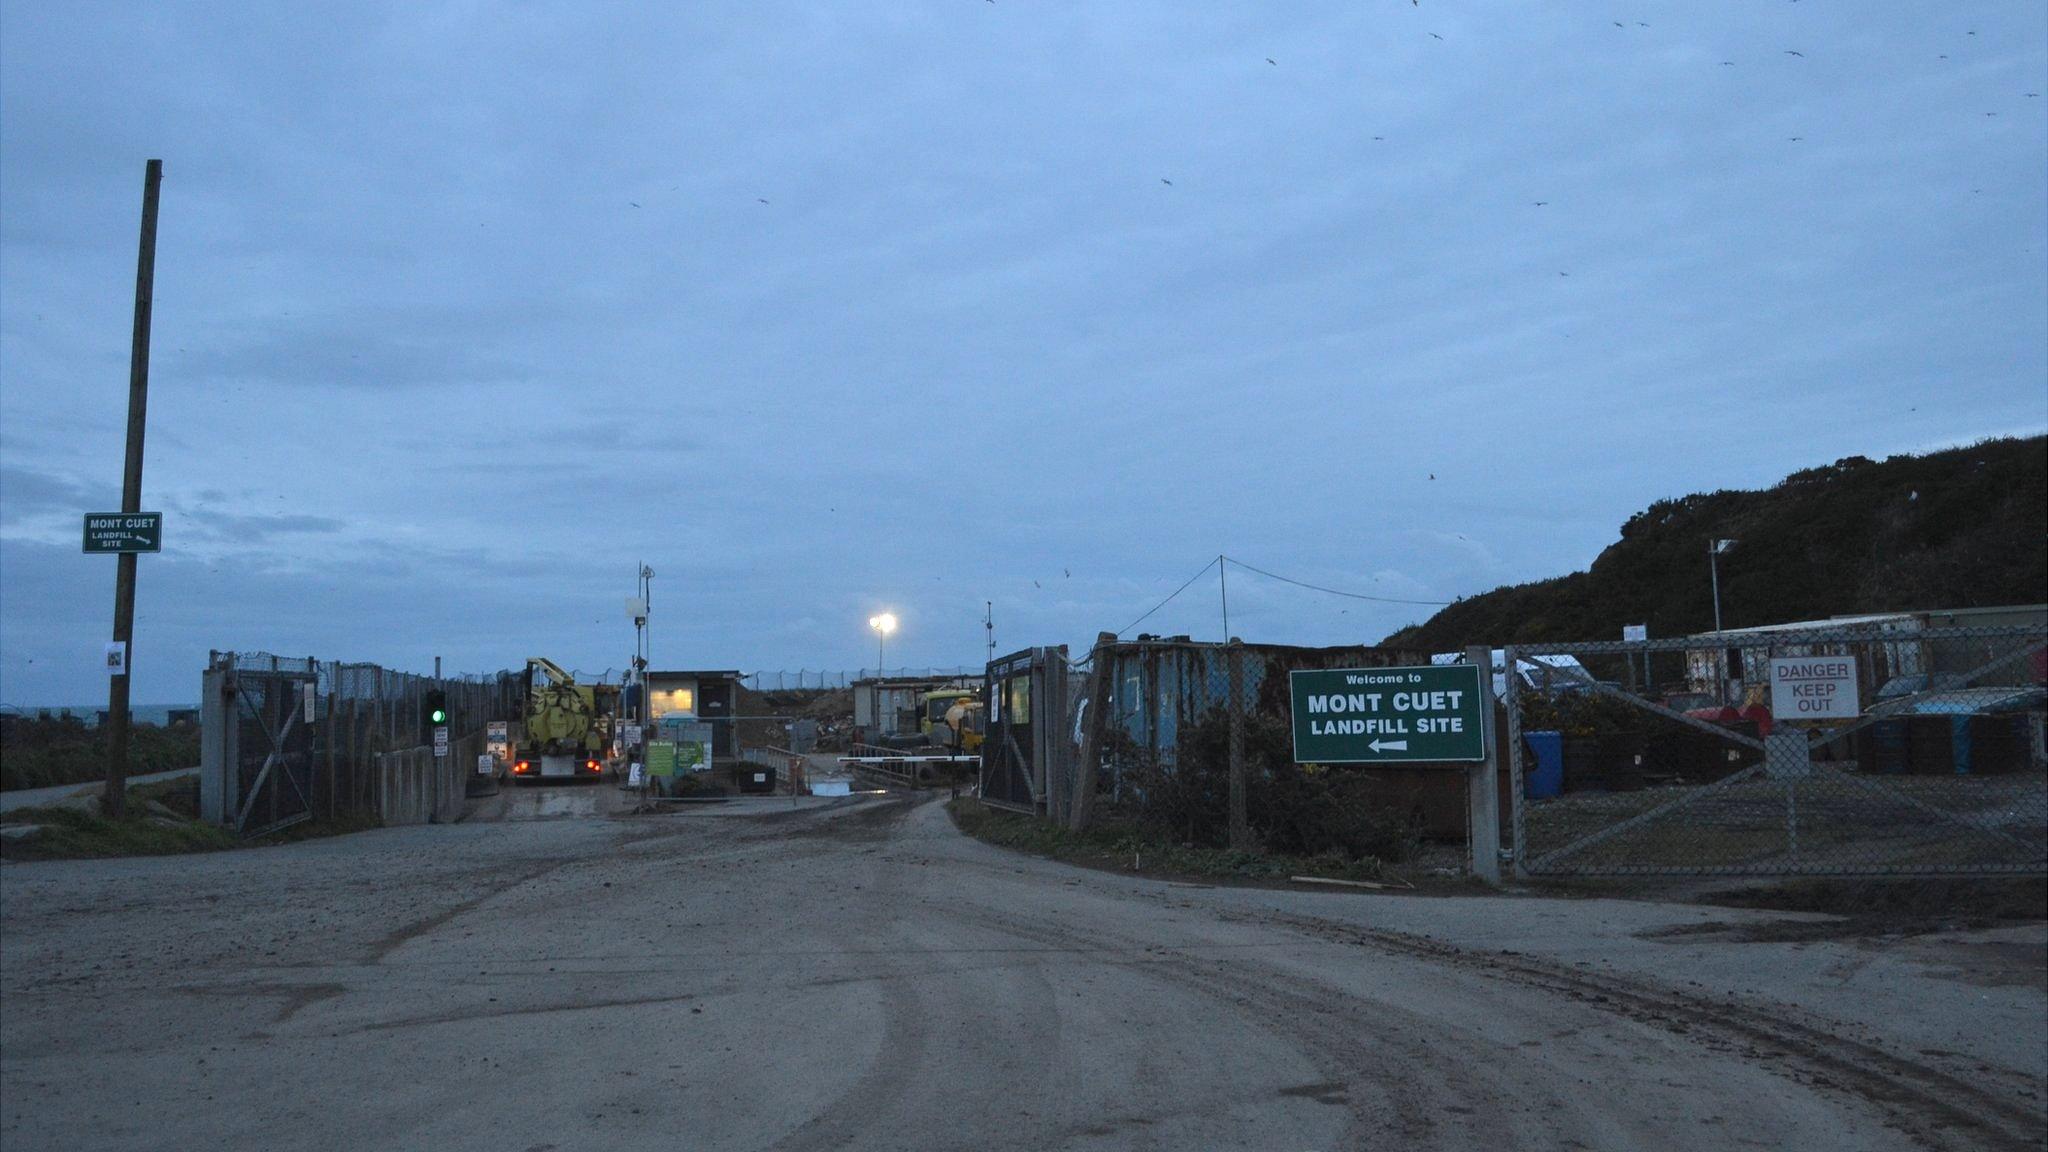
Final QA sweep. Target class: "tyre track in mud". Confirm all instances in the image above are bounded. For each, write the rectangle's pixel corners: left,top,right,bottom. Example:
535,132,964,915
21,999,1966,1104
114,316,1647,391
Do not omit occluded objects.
1225,907,2048,1152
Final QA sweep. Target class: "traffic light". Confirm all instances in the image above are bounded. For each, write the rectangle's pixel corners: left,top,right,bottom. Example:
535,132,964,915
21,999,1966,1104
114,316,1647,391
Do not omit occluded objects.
423,688,448,730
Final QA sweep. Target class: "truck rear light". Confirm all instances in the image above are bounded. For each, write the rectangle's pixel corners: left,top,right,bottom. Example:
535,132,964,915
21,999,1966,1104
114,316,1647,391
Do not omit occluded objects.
514,760,531,774
585,759,600,771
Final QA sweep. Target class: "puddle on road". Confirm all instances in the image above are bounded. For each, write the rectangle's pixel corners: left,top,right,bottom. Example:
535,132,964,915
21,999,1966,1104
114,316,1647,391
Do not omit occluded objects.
535,791,595,819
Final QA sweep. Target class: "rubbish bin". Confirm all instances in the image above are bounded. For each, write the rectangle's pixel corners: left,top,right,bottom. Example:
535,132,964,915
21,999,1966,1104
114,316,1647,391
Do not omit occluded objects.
1525,731,1564,799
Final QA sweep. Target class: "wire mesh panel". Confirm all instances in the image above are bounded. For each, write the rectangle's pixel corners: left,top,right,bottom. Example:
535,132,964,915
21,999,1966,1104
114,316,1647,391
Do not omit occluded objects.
1506,625,2047,877
1073,640,1455,869
227,660,318,836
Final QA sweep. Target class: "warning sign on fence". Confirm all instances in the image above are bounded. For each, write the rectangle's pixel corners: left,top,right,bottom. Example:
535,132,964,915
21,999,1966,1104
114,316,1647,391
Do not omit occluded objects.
1768,656,1860,721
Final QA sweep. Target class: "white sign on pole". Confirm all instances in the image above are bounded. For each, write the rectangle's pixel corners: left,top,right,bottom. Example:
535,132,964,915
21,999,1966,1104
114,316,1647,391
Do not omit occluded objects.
623,724,643,747
477,753,494,776
104,641,128,676
627,762,644,787
1622,624,1648,643
433,726,450,757
1768,656,1860,721
487,720,508,742
303,681,319,723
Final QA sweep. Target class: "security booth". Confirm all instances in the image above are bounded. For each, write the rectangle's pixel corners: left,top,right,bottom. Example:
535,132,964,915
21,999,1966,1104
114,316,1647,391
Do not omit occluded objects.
645,669,741,760
979,647,1072,817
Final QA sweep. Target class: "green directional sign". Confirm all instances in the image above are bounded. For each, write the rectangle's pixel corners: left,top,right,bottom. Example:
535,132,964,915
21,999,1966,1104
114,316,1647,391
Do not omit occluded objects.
1290,663,1486,764
82,512,163,554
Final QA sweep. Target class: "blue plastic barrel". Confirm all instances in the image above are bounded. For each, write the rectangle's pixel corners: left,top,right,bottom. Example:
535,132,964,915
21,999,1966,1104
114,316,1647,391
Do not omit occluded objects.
1525,731,1564,799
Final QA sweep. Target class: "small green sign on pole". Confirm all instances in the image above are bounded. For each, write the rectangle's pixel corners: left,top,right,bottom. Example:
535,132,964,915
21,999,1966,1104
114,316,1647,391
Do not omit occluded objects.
1290,663,1486,763
82,512,162,554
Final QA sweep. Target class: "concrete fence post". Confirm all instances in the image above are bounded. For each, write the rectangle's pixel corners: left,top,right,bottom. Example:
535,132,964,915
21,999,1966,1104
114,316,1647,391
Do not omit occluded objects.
1466,644,1502,885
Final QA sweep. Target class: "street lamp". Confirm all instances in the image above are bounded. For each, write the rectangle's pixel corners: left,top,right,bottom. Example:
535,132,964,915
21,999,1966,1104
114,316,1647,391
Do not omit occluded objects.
1709,539,1736,704
869,612,897,672
1708,539,1736,632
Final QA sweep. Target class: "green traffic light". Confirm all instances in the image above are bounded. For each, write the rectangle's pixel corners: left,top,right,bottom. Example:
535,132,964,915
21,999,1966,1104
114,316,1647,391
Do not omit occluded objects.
431,709,447,723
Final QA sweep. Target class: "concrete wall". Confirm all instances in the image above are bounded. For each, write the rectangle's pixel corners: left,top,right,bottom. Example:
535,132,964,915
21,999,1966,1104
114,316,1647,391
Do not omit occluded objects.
373,735,475,826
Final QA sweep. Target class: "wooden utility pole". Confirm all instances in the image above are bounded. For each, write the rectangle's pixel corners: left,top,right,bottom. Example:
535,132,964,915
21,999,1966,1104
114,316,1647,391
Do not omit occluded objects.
104,158,163,820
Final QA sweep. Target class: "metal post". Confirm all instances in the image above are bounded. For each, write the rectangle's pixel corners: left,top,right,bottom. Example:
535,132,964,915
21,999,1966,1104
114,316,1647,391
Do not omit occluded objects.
102,158,163,820
1466,644,1502,885
1218,555,1230,642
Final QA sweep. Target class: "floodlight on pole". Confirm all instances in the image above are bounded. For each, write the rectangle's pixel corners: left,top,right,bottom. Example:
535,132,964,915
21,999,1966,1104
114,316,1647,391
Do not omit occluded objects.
869,612,897,671
1708,539,1737,632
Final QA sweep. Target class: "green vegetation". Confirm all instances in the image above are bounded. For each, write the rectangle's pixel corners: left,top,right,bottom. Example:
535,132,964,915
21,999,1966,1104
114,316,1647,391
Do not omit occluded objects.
1,714,200,791
0,775,383,861
1106,707,1425,864
0,804,238,861
948,796,1400,883
1383,436,2048,650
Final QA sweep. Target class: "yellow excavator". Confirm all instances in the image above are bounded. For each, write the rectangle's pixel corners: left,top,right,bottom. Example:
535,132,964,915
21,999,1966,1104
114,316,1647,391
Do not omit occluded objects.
511,658,609,781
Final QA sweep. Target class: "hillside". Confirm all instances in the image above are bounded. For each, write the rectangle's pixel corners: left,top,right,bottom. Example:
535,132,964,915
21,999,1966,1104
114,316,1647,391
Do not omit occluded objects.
1382,436,2047,650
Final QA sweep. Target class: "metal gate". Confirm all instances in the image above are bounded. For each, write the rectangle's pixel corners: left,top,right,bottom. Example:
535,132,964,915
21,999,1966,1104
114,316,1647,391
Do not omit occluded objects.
221,658,319,836
1505,624,2047,877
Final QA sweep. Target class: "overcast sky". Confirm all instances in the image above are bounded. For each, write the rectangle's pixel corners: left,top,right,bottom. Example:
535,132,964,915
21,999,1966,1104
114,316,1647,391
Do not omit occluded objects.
3,2,2044,706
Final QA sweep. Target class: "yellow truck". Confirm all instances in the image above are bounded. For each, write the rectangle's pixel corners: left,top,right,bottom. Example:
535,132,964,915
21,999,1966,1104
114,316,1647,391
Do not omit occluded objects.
511,658,609,781
919,688,985,753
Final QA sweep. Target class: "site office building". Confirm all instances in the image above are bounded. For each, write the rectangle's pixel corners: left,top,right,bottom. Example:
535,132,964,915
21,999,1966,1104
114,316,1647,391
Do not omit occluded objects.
852,675,977,743
645,669,741,760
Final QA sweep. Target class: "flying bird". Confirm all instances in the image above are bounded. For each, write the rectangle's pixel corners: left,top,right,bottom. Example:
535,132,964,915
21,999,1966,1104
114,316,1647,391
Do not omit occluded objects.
1721,61,1735,66
1160,178,1173,185
1534,201,1548,206
757,198,770,204
629,201,641,208
1783,50,1804,57
1266,57,1276,65
1429,32,1443,40
1788,136,1803,141
1613,21,1623,27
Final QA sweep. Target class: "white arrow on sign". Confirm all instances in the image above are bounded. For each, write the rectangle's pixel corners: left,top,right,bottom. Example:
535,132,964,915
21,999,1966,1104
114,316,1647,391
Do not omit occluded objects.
1369,739,1409,753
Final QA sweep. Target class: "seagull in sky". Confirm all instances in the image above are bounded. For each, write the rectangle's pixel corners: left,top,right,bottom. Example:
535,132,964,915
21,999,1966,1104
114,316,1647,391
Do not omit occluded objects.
1784,50,1804,57
1429,32,1443,40
1160,178,1173,185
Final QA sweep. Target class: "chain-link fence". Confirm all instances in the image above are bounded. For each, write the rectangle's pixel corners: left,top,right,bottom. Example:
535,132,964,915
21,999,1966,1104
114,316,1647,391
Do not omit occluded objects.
1504,625,2048,877
201,651,524,834
1065,639,1468,871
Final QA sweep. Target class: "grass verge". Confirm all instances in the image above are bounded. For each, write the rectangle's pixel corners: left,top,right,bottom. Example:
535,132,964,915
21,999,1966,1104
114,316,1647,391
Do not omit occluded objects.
1,776,386,862
0,804,238,861
947,796,1415,886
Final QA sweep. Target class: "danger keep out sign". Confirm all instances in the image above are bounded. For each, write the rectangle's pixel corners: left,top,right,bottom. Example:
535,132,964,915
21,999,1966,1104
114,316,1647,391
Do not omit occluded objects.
1768,656,1860,721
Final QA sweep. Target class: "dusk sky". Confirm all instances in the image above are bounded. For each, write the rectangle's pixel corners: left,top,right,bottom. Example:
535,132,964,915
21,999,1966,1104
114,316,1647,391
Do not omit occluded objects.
3,2,2044,706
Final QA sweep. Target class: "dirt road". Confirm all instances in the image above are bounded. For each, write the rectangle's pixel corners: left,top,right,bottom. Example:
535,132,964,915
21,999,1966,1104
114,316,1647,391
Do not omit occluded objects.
2,793,2041,1151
